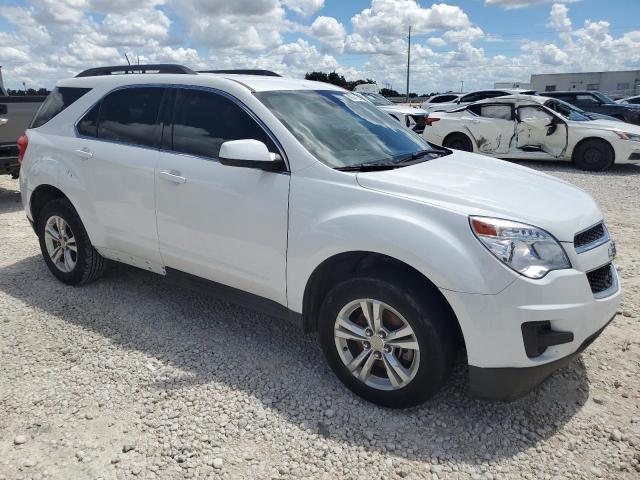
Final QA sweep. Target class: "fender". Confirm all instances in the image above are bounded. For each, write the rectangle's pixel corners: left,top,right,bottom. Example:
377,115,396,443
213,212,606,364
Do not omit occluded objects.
286,170,516,314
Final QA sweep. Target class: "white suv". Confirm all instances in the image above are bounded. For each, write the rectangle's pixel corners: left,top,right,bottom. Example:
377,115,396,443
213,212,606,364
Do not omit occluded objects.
19,65,620,407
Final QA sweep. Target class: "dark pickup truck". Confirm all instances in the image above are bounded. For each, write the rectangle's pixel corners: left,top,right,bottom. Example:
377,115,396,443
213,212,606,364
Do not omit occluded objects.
0,95,46,177
543,90,640,125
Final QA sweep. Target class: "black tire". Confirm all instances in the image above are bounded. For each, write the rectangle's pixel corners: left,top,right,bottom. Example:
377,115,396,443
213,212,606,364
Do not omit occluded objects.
442,132,473,152
318,273,456,408
37,198,107,285
573,139,614,171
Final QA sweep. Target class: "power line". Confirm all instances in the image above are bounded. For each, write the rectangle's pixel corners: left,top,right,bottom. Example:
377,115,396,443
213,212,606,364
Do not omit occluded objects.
411,24,640,38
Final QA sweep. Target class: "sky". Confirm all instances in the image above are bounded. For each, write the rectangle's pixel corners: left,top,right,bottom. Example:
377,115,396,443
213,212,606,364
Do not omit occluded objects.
1,0,639,94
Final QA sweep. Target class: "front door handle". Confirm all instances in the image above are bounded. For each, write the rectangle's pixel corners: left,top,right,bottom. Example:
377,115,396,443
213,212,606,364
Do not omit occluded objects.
75,148,93,160
160,170,187,184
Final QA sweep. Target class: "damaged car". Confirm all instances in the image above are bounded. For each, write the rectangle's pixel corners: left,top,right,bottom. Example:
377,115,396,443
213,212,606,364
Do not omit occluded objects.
424,95,640,171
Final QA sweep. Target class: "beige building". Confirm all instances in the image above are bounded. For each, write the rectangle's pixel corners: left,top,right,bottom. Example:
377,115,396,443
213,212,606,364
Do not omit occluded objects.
530,70,640,97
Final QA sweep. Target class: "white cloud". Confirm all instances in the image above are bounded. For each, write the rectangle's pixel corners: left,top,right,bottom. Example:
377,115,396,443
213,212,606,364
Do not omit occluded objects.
349,0,470,43
282,0,324,17
101,9,171,46
484,0,578,9
310,16,346,53
427,37,447,47
443,26,485,44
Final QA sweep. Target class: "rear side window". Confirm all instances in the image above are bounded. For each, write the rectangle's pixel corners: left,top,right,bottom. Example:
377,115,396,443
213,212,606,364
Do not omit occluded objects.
430,95,457,103
468,104,513,120
171,88,276,158
77,103,99,138
575,94,599,105
31,87,91,128
97,87,164,148
461,91,505,103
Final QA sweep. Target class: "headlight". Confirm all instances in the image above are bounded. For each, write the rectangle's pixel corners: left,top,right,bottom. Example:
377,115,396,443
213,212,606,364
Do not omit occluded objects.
616,131,640,142
470,216,571,279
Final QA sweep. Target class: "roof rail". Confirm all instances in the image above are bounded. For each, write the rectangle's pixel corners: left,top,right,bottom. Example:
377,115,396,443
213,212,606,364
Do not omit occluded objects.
198,69,281,77
75,64,196,78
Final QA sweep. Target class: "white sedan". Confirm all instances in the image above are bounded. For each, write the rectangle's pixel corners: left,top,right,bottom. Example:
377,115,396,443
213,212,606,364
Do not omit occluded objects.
424,95,640,171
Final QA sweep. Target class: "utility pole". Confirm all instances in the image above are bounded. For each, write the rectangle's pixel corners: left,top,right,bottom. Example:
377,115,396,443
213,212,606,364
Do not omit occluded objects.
460,80,464,93
405,26,411,103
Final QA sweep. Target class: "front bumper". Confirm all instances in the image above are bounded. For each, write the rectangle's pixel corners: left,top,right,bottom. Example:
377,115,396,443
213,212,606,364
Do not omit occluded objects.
469,314,615,400
440,238,621,400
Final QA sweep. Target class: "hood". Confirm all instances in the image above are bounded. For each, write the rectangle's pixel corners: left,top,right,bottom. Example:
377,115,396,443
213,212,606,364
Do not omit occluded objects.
356,152,601,242
586,119,640,134
378,105,427,115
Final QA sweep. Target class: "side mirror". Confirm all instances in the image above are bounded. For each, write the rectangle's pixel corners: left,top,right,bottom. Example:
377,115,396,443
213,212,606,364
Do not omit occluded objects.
0,118,7,127
218,139,284,172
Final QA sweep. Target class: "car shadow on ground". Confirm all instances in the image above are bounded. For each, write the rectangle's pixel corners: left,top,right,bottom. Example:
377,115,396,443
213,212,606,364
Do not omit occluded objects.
511,160,640,177
0,184,22,214
0,256,591,464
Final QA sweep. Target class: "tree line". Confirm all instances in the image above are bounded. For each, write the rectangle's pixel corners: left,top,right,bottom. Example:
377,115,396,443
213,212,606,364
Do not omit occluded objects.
304,71,458,98
5,88,50,96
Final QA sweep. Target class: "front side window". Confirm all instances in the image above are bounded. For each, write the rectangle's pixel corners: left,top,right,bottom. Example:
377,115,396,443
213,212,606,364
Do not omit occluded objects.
518,106,554,124
544,99,590,121
98,87,164,148
171,89,276,159
256,90,435,169
31,87,91,128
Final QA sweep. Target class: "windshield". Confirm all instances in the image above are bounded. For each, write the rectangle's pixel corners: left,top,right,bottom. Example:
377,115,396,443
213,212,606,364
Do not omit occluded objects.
544,98,591,121
256,90,436,169
359,92,394,106
592,92,615,104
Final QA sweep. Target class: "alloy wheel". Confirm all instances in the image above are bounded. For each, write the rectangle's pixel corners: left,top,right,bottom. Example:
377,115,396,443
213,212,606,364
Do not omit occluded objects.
44,215,77,273
334,299,420,391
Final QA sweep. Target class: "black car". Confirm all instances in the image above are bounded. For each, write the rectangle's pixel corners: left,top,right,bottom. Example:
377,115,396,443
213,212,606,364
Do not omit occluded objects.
543,91,640,125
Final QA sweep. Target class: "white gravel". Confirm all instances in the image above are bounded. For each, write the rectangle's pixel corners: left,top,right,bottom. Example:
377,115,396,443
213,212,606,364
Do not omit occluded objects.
1,161,639,480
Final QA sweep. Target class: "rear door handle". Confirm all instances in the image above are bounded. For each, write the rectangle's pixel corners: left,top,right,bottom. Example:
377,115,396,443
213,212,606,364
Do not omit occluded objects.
160,170,187,184
75,148,93,160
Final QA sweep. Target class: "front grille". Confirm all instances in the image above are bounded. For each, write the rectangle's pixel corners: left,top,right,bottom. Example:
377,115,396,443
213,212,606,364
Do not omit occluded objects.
586,263,613,294
574,222,607,252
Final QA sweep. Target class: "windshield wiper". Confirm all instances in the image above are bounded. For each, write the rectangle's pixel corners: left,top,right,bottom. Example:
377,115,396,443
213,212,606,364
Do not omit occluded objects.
334,163,399,172
393,149,449,165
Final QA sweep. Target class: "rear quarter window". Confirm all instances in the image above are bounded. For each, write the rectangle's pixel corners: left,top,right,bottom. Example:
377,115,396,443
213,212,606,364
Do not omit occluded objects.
30,87,91,128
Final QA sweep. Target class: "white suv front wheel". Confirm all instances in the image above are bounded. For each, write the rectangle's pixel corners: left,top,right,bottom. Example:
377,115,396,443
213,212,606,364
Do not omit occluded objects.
318,273,457,408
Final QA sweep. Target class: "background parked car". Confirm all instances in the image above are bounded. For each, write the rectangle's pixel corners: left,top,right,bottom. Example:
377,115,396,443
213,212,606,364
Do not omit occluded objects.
421,93,462,110
617,95,640,105
420,88,536,113
0,93,46,178
423,95,640,171
358,92,429,134
544,91,640,125
539,97,623,122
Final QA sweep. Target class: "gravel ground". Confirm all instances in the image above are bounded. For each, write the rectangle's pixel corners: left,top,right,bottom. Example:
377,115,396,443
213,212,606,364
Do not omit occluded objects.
1,162,639,480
